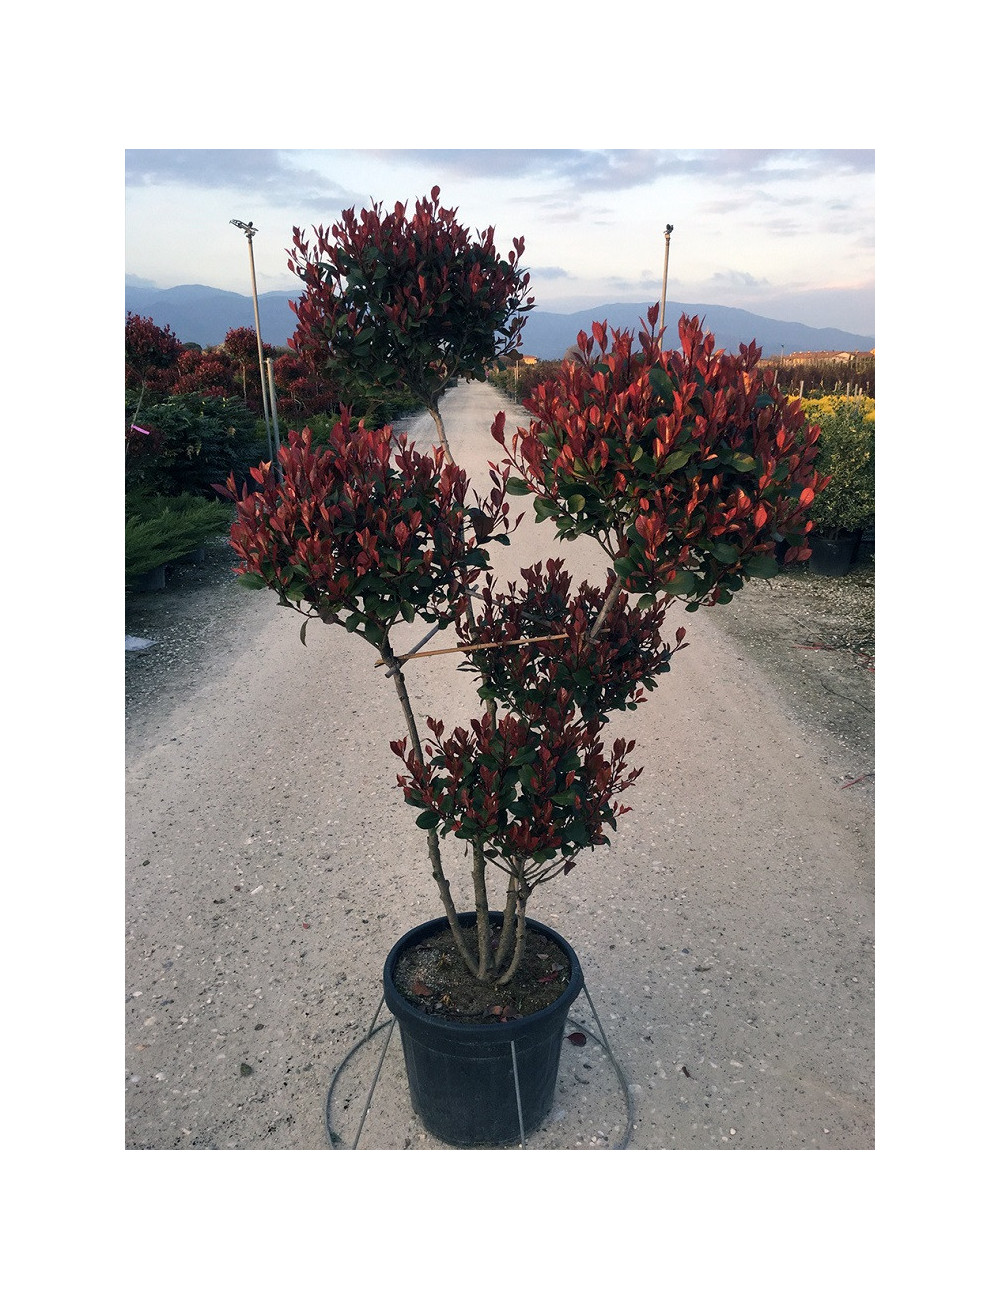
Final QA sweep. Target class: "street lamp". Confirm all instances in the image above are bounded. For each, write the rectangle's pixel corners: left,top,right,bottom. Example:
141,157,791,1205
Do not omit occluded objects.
230,219,277,464
657,223,674,347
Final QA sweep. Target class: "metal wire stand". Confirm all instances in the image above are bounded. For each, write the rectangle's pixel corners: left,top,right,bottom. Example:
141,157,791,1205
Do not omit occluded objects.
325,980,635,1151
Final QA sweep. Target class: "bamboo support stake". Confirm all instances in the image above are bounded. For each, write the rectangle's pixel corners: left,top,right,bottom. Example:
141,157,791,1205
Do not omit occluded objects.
373,632,568,669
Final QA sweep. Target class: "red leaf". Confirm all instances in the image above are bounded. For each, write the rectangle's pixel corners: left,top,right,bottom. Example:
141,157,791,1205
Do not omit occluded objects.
567,1031,587,1046
412,979,432,997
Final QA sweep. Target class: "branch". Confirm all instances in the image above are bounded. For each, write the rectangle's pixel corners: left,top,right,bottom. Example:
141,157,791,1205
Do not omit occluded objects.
373,632,568,668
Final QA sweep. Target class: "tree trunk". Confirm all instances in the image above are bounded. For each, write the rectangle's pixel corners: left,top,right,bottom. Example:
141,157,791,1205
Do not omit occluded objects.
380,635,477,975
428,400,454,464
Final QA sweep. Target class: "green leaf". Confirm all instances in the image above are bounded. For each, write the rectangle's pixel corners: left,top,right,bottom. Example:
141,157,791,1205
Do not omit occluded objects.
663,571,698,595
533,498,557,521
742,554,780,578
415,810,439,830
708,542,740,564
660,449,693,475
506,477,530,495
613,557,637,580
237,573,267,589
649,368,675,403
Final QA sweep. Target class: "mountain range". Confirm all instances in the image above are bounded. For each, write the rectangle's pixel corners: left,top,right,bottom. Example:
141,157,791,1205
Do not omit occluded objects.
125,281,875,360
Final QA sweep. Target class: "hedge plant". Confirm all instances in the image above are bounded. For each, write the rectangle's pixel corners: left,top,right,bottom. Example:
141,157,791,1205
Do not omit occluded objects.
125,492,233,584
798,395,875,537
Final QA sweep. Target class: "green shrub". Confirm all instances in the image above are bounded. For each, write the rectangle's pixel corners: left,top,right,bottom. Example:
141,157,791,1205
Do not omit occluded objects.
125,492,233,583
799,395,875,536
125,392,268,497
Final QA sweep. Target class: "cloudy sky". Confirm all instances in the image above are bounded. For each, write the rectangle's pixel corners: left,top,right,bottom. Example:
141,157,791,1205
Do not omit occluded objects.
125,148,875,337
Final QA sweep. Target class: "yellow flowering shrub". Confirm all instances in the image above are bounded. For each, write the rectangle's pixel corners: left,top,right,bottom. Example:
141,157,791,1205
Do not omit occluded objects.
797,395,874,536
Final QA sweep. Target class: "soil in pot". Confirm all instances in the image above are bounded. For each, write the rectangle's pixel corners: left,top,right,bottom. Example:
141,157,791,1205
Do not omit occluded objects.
393,918,572,1024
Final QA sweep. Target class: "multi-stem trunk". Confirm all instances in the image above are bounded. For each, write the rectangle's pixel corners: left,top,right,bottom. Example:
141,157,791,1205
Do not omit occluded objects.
470,840,493,980
380,634,478,977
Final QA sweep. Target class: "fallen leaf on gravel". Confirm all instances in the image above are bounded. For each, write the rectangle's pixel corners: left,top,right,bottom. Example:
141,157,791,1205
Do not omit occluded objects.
567,1032,587,1046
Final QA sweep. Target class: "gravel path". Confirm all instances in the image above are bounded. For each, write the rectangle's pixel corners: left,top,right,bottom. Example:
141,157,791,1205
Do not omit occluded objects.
125,381,874,1150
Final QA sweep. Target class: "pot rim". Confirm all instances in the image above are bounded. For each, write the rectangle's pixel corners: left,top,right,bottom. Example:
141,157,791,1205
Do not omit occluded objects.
382,911,583,1038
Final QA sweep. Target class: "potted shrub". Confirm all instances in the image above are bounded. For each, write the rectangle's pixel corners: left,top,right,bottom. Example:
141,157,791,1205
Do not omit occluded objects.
217,191,827,1147
797,395,875,575
125,492,233,590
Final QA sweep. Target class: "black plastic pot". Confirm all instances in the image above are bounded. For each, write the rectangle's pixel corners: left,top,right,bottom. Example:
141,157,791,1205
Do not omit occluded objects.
133,564,166,591
809,532,860,577
383,913,584,1147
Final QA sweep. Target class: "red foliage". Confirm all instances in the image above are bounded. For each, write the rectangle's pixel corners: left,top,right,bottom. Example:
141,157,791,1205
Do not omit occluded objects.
125,313,184,393
217,419,515,648
287,185,533,409
493,310,829,604
390,704,642,885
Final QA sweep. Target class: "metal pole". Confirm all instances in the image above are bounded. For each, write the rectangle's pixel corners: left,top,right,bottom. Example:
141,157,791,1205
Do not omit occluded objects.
231,220,275,463
266,356,282,464
658,224,674,347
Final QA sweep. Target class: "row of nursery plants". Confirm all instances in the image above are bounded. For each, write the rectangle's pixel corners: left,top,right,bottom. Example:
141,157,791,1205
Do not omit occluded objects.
217,185,831,1147
763,353,875,399
125,310,422,587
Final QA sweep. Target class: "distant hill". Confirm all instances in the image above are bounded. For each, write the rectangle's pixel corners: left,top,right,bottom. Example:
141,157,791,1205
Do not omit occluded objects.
519,302,874,361
125,283,300,348
124,282,875,358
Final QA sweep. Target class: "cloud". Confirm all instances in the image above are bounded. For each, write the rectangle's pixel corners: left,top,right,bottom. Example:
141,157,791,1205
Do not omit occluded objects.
359,148,873,195
124,149,351,207
710,269,772,290
529,265,572,280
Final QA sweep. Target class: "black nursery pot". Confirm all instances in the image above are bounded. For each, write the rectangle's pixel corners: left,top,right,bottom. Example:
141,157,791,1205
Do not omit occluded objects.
809,532,860,577
383,913,584,1148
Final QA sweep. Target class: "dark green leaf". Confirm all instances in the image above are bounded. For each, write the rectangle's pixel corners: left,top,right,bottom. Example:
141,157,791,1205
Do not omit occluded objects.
660,449,693,475
742,554,780,578
663,571,698,595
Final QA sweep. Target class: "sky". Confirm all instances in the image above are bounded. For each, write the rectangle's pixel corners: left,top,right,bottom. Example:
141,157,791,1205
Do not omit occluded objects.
125,148,875,338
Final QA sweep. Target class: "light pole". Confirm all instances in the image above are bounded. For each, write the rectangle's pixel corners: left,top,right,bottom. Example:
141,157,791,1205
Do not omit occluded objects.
230,219,277,464
658,224,674,347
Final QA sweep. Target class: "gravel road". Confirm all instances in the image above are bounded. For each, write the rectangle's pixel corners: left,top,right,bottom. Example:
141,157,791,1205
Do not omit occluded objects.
125,380,874,1150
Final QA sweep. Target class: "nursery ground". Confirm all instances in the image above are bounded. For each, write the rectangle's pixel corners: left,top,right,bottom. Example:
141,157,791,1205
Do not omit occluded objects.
125,379,875,1151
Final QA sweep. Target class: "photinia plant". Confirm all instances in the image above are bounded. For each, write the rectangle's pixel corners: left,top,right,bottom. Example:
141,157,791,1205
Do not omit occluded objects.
220,195,828,995
494,309,828,621
465,559,688,723
219,416,514,653
287,185,534,463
